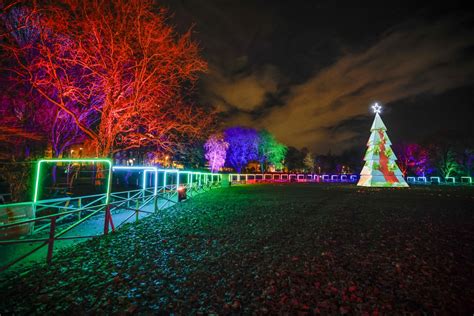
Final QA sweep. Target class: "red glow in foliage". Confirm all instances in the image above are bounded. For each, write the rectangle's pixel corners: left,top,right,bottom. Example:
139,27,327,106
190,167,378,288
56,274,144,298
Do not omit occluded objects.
393,143,430,176
1,0,212,157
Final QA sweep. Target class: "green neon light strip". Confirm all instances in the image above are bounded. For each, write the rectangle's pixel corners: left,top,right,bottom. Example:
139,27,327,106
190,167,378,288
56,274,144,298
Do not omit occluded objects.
0,201,33,209
33,161,222,207
34,159,113,204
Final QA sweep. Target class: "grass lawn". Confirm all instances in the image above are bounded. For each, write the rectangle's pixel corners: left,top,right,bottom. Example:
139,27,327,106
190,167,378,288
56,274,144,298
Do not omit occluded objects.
1,184,473,314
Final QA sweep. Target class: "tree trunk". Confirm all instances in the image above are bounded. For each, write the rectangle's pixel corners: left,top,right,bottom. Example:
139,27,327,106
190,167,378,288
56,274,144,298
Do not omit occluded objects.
51,165,57,186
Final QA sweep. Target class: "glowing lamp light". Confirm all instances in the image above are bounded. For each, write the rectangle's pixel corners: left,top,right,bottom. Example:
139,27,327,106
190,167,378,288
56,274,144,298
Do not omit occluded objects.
372,102,382,114
177,185,187,201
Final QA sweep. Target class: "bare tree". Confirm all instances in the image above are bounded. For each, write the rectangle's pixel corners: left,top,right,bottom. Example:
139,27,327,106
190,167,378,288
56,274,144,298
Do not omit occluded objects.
1,0,212,158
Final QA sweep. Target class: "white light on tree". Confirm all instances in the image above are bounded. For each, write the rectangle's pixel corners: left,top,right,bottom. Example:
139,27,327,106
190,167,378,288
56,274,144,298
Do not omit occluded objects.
371,102,382,114
204,134,229,173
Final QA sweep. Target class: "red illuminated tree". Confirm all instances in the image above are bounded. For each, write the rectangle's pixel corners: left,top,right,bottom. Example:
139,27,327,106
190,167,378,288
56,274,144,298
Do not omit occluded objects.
1,2,94,158
1,0,211,157
0,86,44,158
49,0,210,156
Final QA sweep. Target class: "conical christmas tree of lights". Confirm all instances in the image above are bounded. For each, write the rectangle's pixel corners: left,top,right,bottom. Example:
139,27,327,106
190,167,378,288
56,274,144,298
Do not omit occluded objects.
357,103,408,187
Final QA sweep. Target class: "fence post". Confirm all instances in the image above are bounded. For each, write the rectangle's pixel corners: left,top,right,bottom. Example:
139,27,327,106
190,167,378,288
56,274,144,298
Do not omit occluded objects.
104,205,109,235
46,216,57,265
78,198,82,220
135,197,139,222
154,195,159,212
104,205,115,234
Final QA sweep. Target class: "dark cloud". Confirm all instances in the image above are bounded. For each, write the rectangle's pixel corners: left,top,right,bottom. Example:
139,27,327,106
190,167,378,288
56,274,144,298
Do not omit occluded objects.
253,16,474,152
160,1,474,152
203,63,281,112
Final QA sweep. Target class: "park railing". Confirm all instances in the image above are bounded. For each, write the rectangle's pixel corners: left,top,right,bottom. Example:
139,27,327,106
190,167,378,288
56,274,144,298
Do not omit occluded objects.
0,166,222,272
229,173,473,186
406,176,473,186
228,173,359,184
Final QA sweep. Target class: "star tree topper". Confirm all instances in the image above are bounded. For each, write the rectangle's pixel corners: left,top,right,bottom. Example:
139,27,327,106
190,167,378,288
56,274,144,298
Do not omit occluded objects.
372,102,382,114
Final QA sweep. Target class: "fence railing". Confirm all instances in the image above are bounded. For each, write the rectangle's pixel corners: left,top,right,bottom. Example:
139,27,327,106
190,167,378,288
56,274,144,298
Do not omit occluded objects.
406,176,473,185
228,173,359,184
0,168,222,272
229,173,473,186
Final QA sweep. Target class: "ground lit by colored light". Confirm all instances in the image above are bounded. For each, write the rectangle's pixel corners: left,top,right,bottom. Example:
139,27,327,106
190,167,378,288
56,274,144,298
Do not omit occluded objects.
1,184,472,314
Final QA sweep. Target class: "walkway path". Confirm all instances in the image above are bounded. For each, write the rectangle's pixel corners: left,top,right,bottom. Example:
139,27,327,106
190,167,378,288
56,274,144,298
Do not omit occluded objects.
0,194,178,271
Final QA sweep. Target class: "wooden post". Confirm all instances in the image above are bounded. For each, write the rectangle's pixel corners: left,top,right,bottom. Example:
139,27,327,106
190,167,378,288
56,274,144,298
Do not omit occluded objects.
109,209,115,232
47,216,57,265
103,204,115,234
103,205,114,234
104,206,109,235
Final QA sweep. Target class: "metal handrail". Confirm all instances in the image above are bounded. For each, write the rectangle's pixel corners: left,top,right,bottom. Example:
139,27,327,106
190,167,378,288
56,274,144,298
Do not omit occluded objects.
0,175,222,271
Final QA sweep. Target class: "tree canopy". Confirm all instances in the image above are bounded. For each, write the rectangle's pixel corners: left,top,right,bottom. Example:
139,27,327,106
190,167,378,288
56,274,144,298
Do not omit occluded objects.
257,130,287,172
1,0,212,157
224,127,259,173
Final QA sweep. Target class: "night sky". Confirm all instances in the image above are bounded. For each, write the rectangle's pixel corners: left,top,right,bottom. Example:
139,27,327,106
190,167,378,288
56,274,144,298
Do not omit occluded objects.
161,0,474,153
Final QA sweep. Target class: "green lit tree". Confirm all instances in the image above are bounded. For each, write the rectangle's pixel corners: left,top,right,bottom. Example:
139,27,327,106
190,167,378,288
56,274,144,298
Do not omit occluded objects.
257,130,287,172
436,148,462,177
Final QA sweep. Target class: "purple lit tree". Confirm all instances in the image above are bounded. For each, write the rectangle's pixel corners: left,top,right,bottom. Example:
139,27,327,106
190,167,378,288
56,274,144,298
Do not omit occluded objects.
204,134,228,173
461,149,474,176
1,3,95,157
224,127,259,173
394,143,430,176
